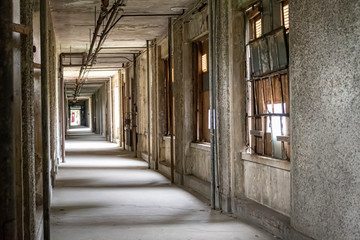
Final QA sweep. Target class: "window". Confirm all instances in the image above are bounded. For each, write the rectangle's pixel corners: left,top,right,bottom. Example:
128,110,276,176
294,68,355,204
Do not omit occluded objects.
245,1,290,160
164,58,175,135
193,38,210,142
255,16,262,38
201,54,208,72
246,1,262,40
282,0,289,32
247,74,290,160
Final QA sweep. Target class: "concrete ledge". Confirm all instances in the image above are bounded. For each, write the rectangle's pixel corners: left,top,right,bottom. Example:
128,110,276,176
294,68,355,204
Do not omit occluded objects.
233,197,291,239
141,152,150,162
190,142,211,152
157,161,182,183
241,153,290,171
158,161,171,178
35,207,43,240
157,162,210,201
183,175,211,200
162,135,176,141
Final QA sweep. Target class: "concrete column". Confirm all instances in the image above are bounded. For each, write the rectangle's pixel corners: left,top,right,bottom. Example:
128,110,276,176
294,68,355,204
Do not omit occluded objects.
151,45,159,169
214,0,232,211
173,21,184,182
180,23,194,178
229,7,247,202
40,0,51,237
0,0,16,238
20,0,36,238
13,0,24,238
290,1,360,239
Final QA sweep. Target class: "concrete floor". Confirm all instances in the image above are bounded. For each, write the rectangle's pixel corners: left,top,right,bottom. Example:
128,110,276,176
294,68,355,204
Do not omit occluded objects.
51,128,276,240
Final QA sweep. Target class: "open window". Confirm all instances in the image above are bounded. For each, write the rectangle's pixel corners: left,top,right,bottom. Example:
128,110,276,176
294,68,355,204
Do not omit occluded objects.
193,37,210,143
245,1,290,160
246,1,262,40
164,58,175,136
282,0,289,32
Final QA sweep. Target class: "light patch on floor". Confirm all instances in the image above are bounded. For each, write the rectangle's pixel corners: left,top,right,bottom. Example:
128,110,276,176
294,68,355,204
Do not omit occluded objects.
51,130,276,240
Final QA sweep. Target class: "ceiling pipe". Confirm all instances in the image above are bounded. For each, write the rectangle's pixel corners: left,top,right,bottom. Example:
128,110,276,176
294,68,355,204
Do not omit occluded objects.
73,3,184,99
74,0,127,98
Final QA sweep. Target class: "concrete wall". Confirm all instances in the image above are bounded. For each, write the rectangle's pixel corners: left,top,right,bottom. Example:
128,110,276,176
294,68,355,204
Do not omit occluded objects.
190,144,211,183
94,1,360,239
158,137,176,167
136,52,149,157
2,0,60,239
290,0,360,239
93,84,107,136
242,155,290,216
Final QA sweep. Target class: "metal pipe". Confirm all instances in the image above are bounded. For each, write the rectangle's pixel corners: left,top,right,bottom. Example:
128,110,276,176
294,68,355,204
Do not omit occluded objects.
208,0,216,209
123,13,182,17
214,0,221,211
75,0,126,98
168,17,175,184
154,44,159,170
147,40,151,169
40,0,50,237
60,55,66,163
0,0,16,238
132,54,137,157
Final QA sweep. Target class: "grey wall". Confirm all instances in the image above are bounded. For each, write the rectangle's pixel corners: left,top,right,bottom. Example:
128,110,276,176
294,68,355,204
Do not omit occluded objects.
290,0,360,239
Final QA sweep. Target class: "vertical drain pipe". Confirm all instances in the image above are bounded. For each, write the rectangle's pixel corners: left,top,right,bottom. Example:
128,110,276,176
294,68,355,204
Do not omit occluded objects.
40,0,50,238
208,0,216,209
147,40,151,169
168,17,175,184
132,54,137,157
59,55,66,163
214,0,221,211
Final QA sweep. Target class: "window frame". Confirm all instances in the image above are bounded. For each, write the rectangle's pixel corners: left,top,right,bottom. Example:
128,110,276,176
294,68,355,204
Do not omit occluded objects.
245,1,291,161
193,37,210,143
163,58,175,136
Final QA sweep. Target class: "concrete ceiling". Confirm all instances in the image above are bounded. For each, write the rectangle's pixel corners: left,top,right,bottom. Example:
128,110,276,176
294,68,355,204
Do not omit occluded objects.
51,0,198,98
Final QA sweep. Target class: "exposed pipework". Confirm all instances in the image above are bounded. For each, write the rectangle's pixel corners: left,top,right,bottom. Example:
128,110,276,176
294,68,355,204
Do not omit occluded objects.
73,6,182,100
147,40,151,169
209,0,216,209
74,0,128,99
168,17,174,184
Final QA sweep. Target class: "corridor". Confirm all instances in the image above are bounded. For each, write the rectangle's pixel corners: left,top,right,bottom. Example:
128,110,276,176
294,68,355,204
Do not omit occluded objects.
2,0,359,239
50,128,274,240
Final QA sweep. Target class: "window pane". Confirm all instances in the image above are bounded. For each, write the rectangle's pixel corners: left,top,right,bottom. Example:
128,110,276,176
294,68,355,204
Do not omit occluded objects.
255,18,262,38
283,3,289,30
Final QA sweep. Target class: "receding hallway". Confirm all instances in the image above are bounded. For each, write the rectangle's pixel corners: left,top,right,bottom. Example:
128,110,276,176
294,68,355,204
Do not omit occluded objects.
50,129,275,240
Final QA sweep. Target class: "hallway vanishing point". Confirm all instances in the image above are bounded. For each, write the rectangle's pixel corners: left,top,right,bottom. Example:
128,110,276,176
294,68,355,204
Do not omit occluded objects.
50,128,275,240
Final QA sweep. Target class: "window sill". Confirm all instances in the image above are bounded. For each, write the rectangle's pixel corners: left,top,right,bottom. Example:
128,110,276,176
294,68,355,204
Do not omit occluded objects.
190,142,211,152
241,153,290,171
162,135,175,141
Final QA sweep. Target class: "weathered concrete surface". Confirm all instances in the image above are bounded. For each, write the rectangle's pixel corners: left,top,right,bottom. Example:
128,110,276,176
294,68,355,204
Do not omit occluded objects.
0,0,16,238
190,144,211,183
215,0,232,212
290,0,360,239
243,158,290,216
21,0,36,238
13,0,24,238
51,128,276,240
